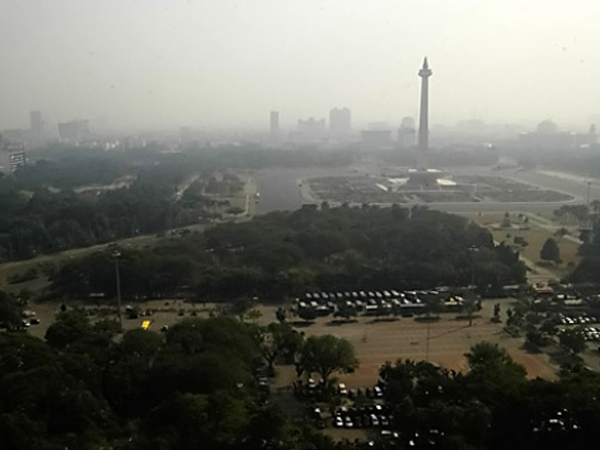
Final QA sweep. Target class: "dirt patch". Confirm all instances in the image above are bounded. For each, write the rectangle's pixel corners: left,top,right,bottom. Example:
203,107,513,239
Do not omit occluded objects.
26,300,558,384
259,304,557,386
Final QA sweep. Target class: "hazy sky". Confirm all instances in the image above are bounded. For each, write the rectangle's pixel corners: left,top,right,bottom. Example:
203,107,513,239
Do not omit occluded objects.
1,0,598,131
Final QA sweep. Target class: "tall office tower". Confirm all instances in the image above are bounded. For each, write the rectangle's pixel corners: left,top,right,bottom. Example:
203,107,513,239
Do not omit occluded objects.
398,116,416,148
417,57,432,168
329,107,351,140
58,120,90,142
30,111,43,134
270,111,280,140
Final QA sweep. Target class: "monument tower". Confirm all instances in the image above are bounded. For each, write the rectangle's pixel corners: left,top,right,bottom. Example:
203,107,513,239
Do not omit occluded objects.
417,57,432,169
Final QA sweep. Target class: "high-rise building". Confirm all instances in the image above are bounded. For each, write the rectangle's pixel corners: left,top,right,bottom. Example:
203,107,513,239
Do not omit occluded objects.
30,111,43,134
58,120,90,142
417,57,432,169
361,122,393,149
270,111,280,140
329,107,351,140
398,116,416,149
0,133,26,173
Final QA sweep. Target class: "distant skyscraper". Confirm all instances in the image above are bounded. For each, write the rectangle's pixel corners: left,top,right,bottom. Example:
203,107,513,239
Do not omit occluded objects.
270,111,280,140
329,107,351,140
418,57,432,168
398,116,416,149
58,120,90,142
30,111,43,134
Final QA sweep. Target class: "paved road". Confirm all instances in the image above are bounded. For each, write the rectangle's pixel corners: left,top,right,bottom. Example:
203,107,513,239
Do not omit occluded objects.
174,174,201,201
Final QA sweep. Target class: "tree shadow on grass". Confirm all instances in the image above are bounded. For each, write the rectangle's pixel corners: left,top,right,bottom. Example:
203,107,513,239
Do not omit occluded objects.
522,341,543,354
290,320,314,328
326,319,358,326
366,317,400,324
544,344,582,367
454,314,482,322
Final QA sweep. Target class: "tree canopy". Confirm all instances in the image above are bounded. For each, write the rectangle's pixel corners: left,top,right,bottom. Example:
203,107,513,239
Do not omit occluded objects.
50,206,526,301
540,237,560,263
298,334,357,383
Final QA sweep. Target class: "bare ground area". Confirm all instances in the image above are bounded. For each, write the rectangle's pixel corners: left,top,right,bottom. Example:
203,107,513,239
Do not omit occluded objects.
258,302,558,385
26,299,558,383
26,299,216,339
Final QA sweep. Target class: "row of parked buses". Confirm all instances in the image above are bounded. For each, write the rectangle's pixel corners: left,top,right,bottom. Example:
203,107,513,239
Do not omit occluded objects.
295,289,465,317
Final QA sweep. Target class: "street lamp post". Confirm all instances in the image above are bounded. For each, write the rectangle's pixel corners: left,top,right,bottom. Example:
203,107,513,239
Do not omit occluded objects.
468,245,479,289
113,251,123,328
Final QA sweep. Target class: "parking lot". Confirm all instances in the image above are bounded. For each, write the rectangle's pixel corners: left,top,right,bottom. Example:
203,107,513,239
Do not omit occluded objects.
296,289,464,320
557,313,600,341
261,296,558,386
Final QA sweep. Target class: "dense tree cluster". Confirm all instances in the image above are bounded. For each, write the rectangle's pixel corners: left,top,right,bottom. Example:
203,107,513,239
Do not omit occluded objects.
379,343,600,449
0,144,354,262
540,238,560,263
0,289,22,329
568,205,600,284
0,311,343,450
3,310,600,449
49,205,526,301
0,161,188,260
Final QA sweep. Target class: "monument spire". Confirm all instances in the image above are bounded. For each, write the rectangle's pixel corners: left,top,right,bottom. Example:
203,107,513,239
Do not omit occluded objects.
418,57,432,169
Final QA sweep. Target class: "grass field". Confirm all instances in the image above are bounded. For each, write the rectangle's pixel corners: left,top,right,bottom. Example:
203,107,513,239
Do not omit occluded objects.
467,212,581,280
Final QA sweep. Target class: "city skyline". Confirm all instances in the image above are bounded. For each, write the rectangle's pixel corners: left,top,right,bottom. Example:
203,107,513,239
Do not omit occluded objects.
1,1,599,131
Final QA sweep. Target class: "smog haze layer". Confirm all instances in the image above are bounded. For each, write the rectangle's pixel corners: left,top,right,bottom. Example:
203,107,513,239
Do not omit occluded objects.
0,0,598,130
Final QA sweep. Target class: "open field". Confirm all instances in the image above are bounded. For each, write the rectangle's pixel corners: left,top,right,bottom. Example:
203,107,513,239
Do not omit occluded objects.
26,298,558,382
260,300,558,384
467,212,581,280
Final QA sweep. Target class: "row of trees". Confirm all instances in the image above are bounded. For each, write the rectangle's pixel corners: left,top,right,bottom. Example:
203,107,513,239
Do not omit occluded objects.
49,205,526,300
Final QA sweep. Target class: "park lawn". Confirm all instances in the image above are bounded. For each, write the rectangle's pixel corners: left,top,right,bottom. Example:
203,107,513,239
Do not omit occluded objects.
489,225,580,280
467,212,581,280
